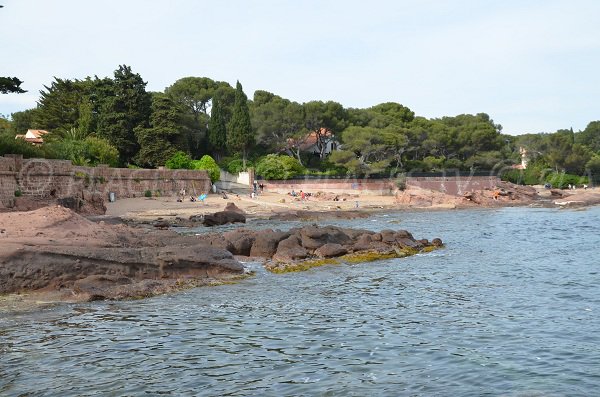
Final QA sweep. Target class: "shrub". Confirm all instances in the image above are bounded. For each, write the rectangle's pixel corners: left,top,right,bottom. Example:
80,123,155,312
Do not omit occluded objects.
255,154,306,180
545,172,588,189
165,151,193,169
0,134,45,158
144,190,152,198
191,155,220,183
223,157,254,174
14,189,22,197
395,173,407,191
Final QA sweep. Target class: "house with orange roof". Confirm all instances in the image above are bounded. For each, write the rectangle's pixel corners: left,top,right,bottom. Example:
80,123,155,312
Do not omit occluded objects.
15,129,49,145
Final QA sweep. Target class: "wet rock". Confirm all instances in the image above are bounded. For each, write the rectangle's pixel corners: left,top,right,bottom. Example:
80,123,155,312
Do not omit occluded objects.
202,210,246,226
300,225,351,249
250,229,291,257
314,243,347,258
224,202,245,214
223,229,256,256
273,234,309,261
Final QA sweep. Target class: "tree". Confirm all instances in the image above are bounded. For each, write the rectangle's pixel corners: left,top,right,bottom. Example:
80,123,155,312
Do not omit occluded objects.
34,78,90,132
97,65,152,165
207,91,227,159
251,91,305,163
303,100,348,159
586,155,600,184
369,102,415,126
133,93,184,167
9,109,35,134
0,77,26,94
576,121,600,153
227,81,254,169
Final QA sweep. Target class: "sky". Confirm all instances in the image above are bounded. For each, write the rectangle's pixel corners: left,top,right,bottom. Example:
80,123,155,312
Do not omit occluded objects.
1,0,599,135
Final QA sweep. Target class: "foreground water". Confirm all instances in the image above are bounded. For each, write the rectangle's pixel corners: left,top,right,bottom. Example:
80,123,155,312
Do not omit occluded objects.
2,207,600,396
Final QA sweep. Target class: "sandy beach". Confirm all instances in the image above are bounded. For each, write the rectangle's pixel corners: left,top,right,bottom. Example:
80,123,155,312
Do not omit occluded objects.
105,191,402,222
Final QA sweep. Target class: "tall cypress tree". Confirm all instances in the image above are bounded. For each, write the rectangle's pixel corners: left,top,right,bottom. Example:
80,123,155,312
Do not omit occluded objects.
208,92,227,159
227,81,254,169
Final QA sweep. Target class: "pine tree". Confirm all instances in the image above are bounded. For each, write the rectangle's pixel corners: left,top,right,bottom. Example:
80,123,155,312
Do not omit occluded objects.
208,92,227,159
97,65,152,165
227,81,254,169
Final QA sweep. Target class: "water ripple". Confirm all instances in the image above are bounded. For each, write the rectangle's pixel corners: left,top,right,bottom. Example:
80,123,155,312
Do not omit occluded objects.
2,207,600,396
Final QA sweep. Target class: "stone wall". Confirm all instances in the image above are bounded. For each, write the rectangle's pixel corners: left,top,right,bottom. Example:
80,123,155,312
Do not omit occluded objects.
259,175,501,196
0,155,212,206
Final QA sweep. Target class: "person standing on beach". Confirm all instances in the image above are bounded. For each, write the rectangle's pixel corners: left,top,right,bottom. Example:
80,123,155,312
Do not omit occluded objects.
300,190,305,201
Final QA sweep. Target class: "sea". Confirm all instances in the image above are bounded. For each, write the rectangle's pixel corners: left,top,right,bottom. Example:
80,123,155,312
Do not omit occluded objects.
1,207,600,396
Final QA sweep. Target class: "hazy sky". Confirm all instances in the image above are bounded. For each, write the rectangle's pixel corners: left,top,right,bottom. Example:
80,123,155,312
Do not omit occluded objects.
1,0,598,135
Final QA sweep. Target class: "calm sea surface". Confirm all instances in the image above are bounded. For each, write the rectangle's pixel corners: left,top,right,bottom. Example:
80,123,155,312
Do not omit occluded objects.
1,207,600,396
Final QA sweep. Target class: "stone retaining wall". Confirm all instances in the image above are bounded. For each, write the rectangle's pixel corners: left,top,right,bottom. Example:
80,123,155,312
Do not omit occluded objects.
260,175,500,196
0,155,212,206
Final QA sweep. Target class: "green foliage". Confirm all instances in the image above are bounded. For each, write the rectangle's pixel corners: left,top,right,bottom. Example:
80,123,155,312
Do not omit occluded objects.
165,151,193,169
34,78,91,132
208,91,227,155
9,109,35,135
84,137,119,167
252,91,305,160
134,93,183,167
0,77,26,94
545,172,588,189
14,189,22,197
44,136,119,167
227,81,254,168
586,155,600,183
97,65,152,165
220,157,255,174
191,155,220,183
576,121,600,153
255,154,306,180
144,190,152,198
0,134,45,158
395,173,407,191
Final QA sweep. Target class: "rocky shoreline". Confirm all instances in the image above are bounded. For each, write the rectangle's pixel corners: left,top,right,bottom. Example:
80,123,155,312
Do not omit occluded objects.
0,204,442,304
3,182,598,306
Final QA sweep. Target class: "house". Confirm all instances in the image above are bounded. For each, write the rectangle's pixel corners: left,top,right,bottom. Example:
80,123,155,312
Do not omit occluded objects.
15,129,49,145
298,128,340,157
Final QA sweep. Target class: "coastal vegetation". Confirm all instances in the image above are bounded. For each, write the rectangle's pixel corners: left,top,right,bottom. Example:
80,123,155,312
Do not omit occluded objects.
1,64,599,185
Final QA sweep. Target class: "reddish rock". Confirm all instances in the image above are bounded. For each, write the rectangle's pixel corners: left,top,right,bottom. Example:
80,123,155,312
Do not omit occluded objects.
273,234,309,261
202,210,246,226
250,229,291,257
314,243,348,258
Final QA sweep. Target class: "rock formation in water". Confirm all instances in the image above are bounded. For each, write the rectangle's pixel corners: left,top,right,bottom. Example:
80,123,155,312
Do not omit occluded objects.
197,224,443,273
0,206,245,301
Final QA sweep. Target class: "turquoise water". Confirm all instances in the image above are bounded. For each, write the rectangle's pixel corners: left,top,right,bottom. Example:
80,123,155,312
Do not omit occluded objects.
2,207,600,396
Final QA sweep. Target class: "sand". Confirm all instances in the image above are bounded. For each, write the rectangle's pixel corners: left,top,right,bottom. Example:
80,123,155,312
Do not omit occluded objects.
105,191,402,222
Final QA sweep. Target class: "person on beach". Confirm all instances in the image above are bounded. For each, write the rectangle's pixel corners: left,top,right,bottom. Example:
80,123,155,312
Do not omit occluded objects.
300,190,305,201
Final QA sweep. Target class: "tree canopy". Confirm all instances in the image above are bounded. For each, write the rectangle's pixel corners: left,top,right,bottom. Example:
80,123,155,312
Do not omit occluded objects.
3,64,599,184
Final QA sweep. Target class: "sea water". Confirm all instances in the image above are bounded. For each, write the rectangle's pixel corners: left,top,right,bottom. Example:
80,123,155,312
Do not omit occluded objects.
1,207,600,396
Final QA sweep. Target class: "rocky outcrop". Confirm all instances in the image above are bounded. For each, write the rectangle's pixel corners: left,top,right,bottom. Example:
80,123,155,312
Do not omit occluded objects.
197,224,443,273
268,210,369,221
202,210,246,226
0,206,245,301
